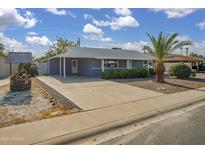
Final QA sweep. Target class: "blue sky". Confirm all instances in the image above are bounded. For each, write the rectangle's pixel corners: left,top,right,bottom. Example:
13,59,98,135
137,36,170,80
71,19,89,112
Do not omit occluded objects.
0,8,205,57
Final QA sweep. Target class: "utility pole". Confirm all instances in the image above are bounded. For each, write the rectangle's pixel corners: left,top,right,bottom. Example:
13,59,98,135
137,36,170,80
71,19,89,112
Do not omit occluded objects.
77,38,81,47
180,47,183,55
186,47,189,56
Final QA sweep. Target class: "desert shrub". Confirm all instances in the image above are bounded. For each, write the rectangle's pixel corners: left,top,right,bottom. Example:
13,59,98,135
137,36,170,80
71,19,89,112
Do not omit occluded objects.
191,69,196,77
168,63,192,79
18,63,38,77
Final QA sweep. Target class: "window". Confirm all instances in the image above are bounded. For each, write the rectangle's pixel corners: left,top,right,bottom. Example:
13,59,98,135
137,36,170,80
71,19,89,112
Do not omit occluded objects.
104,59,118,68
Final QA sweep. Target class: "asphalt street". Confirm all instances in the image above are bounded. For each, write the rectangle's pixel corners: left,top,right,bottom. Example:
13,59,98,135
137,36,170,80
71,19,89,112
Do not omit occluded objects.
100,101,205,145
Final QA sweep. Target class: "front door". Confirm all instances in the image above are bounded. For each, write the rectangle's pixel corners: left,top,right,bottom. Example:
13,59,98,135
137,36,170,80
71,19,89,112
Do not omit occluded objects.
71,59,78,73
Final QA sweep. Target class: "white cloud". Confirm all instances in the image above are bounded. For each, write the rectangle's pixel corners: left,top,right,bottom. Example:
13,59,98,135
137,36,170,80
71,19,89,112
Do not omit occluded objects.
105,14,111,19
0,32,25,50
150,9,199,18
83,34,113,43
177,35,191,41
83,23,104,35
122,41,149,51
114,8,132,16
67,11,77,18
26,35,53,46
192,41,205,55
84,14,94,20
46,8,66,16
27,31,38,36
93,16,139,30
0,9,37,29
45,8,76,17
100,37,113,42
196,20,205,30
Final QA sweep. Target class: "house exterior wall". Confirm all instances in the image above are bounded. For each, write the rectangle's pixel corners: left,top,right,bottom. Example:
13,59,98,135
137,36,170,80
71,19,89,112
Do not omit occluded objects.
0,55,18,78
78,58,102,77
35,62,48,75
49,58,60,75
49,58,102,77
132,60,144,68
48,57,153,77
118,60,127,68
164,62,192,72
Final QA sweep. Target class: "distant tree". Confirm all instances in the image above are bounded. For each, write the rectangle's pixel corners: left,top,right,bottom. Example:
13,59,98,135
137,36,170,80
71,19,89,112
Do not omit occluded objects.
189,52,204,59
0,43,5,51
34,37,79,62
0,43,6,56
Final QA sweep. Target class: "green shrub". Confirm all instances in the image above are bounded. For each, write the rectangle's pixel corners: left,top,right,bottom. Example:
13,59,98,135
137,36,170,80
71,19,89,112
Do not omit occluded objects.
18,63,38,77
168,63,192,79
127,69,137,78
101,68,149,79
137,68,148,77
112,70,121,79
119,69,129,78
101,70,113,79
148,68,155,76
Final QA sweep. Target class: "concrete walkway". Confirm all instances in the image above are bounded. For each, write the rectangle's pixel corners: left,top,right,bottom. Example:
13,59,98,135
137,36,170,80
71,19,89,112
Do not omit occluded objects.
37,76,163,110
0,78,9,87
0,87,205,144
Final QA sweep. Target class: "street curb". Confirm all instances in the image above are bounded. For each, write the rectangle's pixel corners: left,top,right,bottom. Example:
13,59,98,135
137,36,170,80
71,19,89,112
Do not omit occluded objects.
35,95,205,145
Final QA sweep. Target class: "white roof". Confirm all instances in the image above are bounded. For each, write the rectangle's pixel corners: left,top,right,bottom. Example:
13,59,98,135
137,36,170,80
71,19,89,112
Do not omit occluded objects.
50,47,156,60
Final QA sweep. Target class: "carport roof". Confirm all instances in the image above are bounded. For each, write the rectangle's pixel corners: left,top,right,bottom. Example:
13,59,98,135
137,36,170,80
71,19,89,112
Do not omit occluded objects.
6,52,32,64
50,47,156,60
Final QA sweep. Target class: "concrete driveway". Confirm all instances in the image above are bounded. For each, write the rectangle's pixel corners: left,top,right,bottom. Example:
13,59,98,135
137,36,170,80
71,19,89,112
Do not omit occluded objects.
37,76,163,111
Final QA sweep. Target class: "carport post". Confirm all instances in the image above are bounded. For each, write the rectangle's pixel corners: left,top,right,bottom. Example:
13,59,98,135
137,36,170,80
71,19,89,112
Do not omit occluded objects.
63,57,66,78
147,60,150,71
101,59,104,72
127,60,131,69
47,59,50,74
59,57,62,77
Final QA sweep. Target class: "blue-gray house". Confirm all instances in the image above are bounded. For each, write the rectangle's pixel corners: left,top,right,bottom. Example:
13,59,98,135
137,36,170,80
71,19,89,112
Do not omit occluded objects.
48,47,156,78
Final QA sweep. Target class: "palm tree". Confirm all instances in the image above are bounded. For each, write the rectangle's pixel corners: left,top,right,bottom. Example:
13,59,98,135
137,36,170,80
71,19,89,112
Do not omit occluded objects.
143,32,192,83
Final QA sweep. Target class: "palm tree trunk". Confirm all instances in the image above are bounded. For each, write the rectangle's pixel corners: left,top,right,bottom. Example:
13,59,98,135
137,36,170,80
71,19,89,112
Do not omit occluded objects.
154,61,165,83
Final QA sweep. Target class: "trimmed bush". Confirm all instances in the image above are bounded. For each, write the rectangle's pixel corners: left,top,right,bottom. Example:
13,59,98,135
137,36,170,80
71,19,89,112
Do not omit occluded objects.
148,68,155,76
101,68,150,79
101,70,113,79
137,68,148,77
119,69,129,78
168,63,192,79
128,69,138,78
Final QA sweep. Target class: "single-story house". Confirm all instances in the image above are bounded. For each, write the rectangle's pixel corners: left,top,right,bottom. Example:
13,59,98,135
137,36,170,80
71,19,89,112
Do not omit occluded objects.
0,52,18,78
48,47,156,78
163,55,205,72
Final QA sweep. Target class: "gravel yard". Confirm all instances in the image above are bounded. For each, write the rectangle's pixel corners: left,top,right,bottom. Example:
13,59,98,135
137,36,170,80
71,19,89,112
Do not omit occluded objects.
125,73,205,94
0,80,78,128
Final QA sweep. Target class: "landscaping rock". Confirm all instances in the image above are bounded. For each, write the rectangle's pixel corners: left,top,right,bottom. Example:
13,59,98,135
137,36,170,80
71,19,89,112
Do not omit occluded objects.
10,71,31,91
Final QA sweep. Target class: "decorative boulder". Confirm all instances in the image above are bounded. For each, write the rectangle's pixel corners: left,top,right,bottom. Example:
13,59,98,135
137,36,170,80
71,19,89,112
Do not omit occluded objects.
10,70,31,91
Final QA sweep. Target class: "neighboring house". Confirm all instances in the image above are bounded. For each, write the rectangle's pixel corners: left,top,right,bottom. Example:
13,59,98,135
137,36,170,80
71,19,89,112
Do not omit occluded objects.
0,52,18,78
47,47,156,78
163,55,205,72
